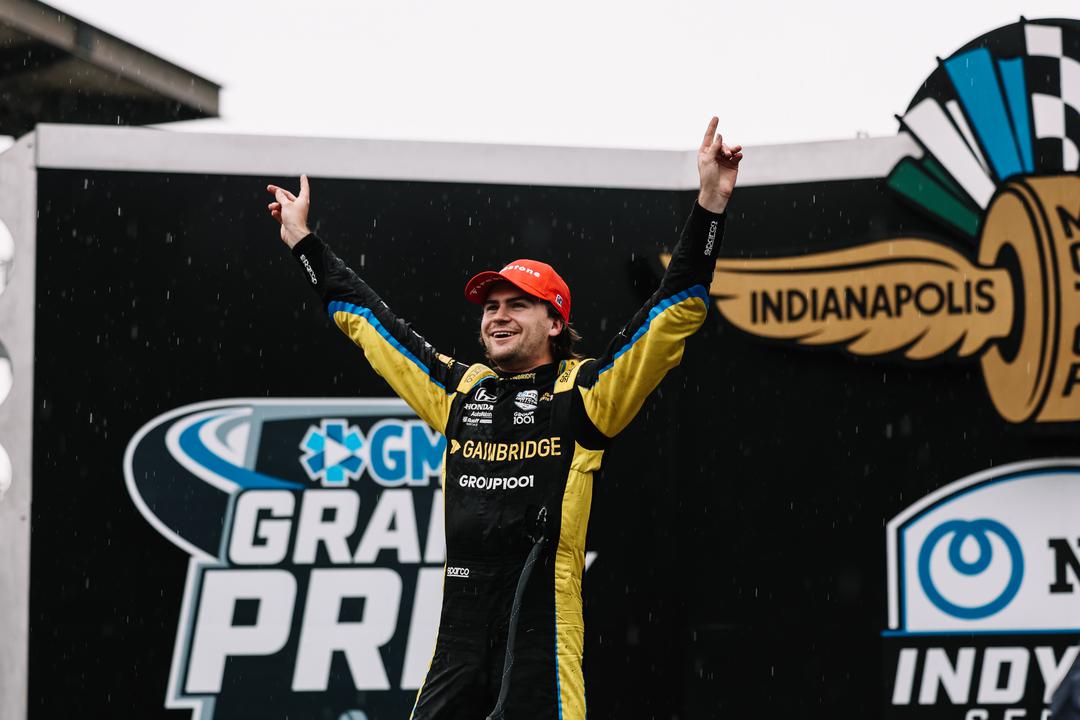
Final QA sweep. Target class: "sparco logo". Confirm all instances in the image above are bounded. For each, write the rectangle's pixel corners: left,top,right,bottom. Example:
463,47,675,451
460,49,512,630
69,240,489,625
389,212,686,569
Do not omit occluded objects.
124,399,449,720
446,566,470,578
704,220,718,256
299,253,318,285
883,458,1080,719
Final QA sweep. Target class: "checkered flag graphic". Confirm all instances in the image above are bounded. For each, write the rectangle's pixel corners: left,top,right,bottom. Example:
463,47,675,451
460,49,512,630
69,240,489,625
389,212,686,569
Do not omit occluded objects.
1024,22,1080,172
887,18,1080,239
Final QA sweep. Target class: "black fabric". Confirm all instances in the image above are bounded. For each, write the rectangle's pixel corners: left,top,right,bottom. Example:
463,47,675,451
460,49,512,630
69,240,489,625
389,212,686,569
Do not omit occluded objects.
411,366,571,719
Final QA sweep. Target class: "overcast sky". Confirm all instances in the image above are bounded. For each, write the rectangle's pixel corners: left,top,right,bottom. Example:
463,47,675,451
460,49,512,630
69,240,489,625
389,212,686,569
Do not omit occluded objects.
42,0,1080,150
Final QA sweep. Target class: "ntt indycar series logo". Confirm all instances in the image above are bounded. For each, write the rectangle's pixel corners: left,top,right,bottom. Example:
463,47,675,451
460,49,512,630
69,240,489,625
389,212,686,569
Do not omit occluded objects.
883,459,1080,719
124,399,449,720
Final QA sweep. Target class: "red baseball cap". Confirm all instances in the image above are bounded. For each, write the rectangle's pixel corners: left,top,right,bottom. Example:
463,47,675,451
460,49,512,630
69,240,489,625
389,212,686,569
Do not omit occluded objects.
464,259,572,323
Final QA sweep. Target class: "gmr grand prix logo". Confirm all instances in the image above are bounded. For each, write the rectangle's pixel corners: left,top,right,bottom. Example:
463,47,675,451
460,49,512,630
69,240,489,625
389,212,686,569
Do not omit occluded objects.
883,459,1080,719
125,399,448,720
690,19,1080,424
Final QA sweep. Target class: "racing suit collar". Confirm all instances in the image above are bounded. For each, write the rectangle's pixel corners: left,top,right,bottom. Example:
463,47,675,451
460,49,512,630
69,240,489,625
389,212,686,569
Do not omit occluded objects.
494,361,557,381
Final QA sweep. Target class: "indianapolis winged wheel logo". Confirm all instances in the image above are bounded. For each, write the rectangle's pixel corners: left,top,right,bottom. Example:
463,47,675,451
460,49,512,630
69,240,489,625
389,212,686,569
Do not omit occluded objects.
673,19,1080,424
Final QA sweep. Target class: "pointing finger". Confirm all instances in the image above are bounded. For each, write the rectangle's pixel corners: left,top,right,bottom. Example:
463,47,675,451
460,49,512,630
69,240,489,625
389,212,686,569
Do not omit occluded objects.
700,116,718,153
299,174,310,200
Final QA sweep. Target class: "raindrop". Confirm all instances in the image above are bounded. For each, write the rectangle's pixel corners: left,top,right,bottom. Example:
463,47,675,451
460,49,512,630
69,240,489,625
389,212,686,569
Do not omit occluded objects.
0,343,12,407
0,443,9,501
0,218,13,294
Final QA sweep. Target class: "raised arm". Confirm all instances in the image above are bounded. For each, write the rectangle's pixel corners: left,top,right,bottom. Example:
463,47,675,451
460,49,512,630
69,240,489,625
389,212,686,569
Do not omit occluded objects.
574,118,742,438
267,177,484,433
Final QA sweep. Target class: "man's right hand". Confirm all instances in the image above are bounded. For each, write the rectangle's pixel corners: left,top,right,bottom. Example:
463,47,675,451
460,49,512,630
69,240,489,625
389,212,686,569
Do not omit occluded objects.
266,175,312,249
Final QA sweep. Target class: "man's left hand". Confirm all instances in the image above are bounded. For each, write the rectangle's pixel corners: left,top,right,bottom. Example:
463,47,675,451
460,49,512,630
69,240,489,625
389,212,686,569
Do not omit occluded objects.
697,116,742,214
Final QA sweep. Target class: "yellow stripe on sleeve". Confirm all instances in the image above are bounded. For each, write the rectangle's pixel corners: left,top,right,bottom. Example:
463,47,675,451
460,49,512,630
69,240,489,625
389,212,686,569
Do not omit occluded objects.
330,303,455,433
580,289,708,437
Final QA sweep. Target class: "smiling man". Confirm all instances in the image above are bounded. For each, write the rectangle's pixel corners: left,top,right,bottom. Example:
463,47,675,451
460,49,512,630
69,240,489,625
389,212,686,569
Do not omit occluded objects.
469,256,578,372
267,117,741,720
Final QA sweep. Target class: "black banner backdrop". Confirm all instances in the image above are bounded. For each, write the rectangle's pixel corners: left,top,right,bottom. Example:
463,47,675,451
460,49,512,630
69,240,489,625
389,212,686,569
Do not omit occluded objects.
28,162,1078,719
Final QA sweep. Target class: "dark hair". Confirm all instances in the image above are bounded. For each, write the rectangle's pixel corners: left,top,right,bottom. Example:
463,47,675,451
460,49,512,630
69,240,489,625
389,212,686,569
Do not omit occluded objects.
546,305,584,361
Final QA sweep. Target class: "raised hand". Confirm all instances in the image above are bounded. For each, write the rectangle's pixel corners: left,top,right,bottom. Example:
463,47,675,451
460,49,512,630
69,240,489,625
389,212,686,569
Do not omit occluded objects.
266,174,312,249
697,117,742,214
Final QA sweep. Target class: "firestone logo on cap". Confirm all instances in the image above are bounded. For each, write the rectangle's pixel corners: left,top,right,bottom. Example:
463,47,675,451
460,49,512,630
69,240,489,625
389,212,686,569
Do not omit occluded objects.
502,264,542,279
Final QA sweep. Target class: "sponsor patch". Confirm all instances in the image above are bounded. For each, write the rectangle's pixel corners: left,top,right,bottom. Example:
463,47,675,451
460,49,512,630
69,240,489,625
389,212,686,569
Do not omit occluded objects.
459,437,561,462
514,390,538,412
457,474,535,491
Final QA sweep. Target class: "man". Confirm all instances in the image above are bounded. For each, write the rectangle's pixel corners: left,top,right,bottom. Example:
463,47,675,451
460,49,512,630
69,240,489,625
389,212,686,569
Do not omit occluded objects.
266,117,741,720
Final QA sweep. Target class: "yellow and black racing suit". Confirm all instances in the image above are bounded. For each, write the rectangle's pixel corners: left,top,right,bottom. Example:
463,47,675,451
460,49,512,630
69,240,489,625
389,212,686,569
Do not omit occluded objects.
291,201,725,720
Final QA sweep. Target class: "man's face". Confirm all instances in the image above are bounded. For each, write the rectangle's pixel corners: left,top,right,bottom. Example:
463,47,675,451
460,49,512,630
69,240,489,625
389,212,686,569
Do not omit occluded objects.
480,282,562,372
